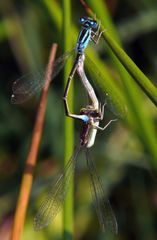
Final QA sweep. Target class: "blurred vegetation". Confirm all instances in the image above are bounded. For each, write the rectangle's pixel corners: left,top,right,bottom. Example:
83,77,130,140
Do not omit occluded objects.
0,0,157,239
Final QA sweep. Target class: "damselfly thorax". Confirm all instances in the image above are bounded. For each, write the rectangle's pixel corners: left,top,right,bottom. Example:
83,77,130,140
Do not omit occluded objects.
79,105,101,148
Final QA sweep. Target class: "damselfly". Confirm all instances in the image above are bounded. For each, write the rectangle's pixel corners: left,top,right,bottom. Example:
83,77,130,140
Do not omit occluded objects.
34,52,118,233
11,16,103,104
34,102,118,233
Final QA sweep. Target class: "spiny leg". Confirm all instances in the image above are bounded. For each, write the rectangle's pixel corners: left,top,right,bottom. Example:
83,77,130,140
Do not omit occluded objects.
91,20,107,44
63,55,80,118
94,119,117,131
99,102,107,120
93,20,101,36
63,55,88,121
93,102,107,121
91,29,106,44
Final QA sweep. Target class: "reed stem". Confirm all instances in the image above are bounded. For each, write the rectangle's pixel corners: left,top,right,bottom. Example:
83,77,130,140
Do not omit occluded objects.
62,0,74,240
10,44,58,240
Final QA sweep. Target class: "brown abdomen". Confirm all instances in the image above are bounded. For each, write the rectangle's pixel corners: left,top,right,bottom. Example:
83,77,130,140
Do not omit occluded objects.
80,123,90,146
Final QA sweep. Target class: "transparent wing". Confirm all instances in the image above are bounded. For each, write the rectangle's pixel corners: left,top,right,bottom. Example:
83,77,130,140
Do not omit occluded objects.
85,54,127,119
34,144,81,231
11,69,45,104
86,149,118,234
11,49,75,104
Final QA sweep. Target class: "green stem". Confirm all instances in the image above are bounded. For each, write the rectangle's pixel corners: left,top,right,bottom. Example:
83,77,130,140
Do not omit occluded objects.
62,0,74,239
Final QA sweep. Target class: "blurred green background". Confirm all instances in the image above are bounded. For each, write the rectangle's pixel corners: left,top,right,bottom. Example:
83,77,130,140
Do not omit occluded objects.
0,0,157,239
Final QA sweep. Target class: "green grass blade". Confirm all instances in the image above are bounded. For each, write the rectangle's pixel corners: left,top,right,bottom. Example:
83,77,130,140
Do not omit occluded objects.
62,1,74,240
102,30,157,106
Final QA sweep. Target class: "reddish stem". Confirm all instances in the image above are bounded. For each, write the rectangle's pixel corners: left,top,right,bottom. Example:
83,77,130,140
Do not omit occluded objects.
10,43,58,240
80,0,94,16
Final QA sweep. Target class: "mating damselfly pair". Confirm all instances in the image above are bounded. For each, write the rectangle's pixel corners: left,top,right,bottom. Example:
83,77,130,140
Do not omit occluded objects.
12,16,119,234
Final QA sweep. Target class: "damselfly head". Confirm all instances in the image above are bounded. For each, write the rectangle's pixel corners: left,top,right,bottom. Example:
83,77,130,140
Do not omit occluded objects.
79,16,97,29
80,105,100,118
80,105,94,113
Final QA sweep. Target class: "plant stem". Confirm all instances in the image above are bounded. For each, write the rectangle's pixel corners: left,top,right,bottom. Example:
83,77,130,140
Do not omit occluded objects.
62,0,74,240
10,44,58,240
102,30,157,106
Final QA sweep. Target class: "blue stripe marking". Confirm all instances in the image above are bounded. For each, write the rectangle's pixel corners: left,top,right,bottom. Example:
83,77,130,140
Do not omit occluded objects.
76,28,92,53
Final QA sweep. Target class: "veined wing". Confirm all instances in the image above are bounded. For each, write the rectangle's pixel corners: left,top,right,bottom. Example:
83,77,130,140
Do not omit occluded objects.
85,53,127,119
34,144,81,231
11,49,75,104
86,149,118,234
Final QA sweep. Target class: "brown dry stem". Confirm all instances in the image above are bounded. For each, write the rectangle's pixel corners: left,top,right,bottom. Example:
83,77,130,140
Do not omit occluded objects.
10,43,58,240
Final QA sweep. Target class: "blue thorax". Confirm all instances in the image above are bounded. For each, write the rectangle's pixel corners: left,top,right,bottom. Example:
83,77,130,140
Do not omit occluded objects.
76,17,98,54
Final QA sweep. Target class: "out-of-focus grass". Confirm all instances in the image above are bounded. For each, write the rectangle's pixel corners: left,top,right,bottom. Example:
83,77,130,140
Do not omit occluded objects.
117,9,157,43
1,8,37,71
0,20,14,41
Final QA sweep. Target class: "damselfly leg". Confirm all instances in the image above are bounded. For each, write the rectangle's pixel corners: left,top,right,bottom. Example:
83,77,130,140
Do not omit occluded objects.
63,54,81,101
91,21,106,44
94,119,117,131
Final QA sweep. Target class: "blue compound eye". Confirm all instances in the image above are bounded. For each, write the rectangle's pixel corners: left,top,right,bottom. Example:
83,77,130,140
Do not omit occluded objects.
80,17,85,23
91,21,97,28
